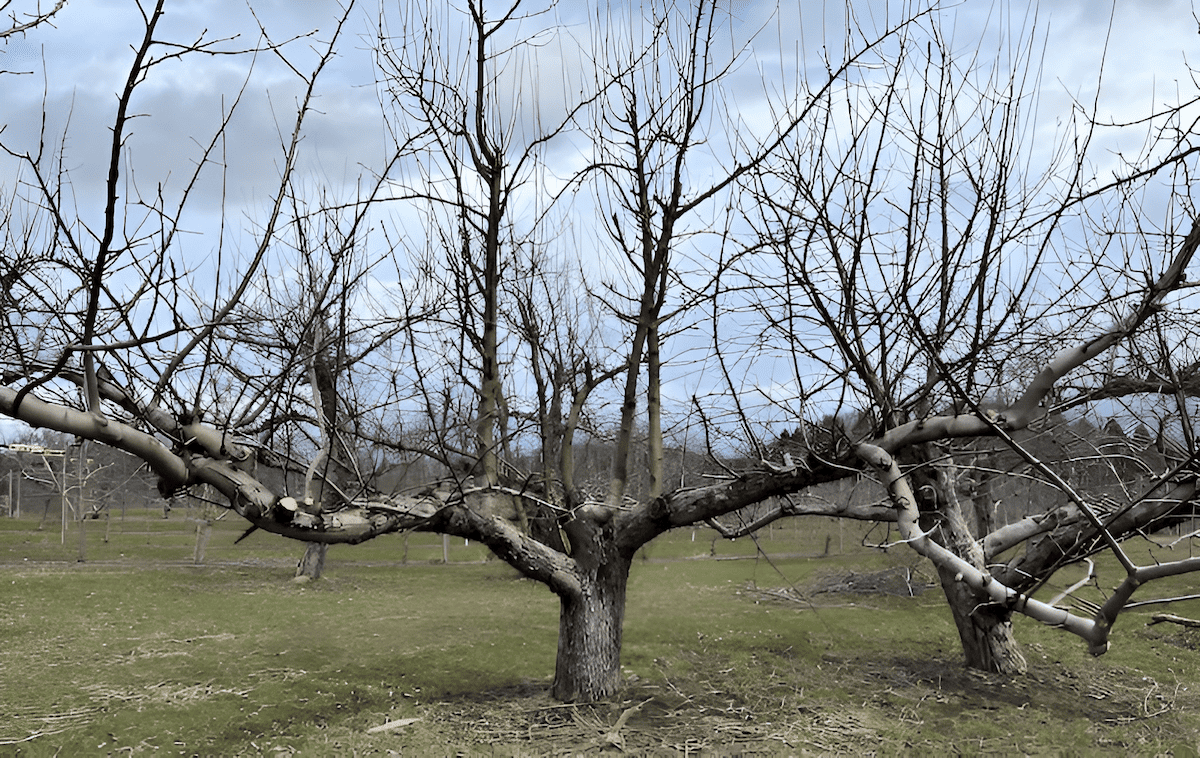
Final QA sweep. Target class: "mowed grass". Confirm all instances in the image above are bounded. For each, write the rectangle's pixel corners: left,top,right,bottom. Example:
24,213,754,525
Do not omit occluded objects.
0,505,844,566
1,511,1200,754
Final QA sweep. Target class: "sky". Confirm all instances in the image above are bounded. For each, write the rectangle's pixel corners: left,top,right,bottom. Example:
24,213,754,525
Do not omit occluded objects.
0,0,1198,445
2,0,1194,213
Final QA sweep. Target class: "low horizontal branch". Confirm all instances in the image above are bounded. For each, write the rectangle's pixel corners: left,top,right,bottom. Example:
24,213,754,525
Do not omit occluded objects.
0,385,188,488
706,496,895,539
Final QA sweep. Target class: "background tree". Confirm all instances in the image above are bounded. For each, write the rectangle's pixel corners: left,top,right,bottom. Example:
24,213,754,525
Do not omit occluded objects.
225,183,403,580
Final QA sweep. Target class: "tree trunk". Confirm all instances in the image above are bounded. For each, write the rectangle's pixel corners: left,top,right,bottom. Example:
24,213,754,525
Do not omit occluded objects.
37,495,51,530
551,552,630,702
911,448,1027,675
76,511,87,562
193,519,212,565
933,562,1027,674
968,454,996,536
295,542,327,581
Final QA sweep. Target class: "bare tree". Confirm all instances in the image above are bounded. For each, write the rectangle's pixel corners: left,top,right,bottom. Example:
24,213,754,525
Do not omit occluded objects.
1,0,1198,708
227,184,403,580
732,15,1200,673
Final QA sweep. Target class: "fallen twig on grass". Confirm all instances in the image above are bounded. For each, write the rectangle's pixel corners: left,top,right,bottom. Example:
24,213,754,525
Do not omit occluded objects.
1147,613,1200,628
0,728,70,746
603,698,653,751
367,717,422,733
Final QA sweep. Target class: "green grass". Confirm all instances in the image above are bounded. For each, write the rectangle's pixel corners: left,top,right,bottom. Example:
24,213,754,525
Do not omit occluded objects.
2,513,1200,754
0,507,864,566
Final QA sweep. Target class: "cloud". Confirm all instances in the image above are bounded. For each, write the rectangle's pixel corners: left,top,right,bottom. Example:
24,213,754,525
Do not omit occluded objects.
4,0,1193,238
2,0,1196,318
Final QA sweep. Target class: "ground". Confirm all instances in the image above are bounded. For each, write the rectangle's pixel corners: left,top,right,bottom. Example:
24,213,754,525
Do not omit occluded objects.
387,646,1195,755
2,510,1199,755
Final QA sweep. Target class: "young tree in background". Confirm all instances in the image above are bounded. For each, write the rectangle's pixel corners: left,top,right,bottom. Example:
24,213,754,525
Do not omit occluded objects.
226,186,400,580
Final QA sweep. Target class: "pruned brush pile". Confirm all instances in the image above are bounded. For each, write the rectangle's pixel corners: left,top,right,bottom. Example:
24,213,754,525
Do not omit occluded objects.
741,565,936,610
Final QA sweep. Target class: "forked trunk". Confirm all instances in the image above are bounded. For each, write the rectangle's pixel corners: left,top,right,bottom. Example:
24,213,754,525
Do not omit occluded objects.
936,491,1028,674
551,552,631,702
935,563,1027,674
931,487,1028,674
912,448,1027,675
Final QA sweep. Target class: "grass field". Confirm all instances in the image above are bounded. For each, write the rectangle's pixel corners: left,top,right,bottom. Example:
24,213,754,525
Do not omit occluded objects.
2,509,1200,755
0,505,857,565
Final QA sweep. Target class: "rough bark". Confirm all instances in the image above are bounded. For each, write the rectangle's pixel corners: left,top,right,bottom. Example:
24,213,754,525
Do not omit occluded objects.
932,561,1027,675
295,542,328,582
941,529,1026,673
551,546,630,702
